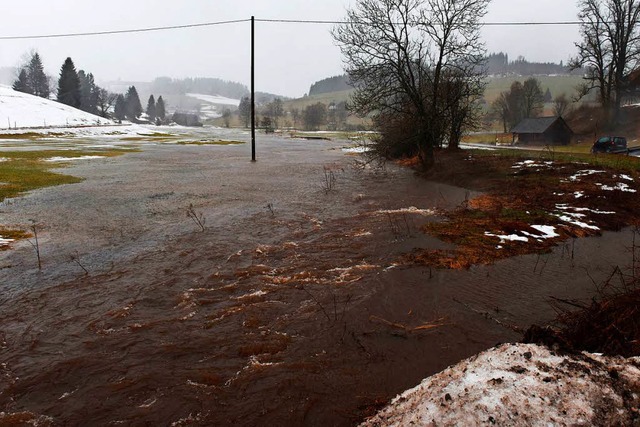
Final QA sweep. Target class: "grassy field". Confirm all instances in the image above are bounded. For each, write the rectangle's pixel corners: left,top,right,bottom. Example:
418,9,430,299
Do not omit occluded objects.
0,149,132,203
484,75,587,104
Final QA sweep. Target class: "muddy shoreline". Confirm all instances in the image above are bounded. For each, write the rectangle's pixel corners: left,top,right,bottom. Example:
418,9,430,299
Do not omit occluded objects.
0,137,636,425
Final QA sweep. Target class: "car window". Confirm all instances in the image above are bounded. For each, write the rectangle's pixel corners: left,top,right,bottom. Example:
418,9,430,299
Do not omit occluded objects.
597,137,610,144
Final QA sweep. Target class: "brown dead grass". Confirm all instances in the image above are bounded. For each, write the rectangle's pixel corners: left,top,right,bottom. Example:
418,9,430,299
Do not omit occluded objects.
405,150,640,269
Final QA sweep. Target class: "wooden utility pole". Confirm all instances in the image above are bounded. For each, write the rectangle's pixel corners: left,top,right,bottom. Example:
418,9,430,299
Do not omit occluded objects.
251,16,256,162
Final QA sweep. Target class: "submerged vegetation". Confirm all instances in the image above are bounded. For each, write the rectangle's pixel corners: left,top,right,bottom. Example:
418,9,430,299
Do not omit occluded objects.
408,149,640,269
0,149,131,203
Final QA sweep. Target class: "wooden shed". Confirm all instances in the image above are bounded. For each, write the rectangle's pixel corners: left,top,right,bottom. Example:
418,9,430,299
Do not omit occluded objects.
511,116,573,145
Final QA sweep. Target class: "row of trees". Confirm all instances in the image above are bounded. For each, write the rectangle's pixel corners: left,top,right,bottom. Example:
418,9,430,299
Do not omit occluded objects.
13,53,117,118
112,88,166,122
235,97,350,131
491,78,573,132
12,52,167,123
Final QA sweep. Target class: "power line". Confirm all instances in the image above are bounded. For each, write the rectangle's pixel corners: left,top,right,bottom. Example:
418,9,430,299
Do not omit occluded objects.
0,17,584,41
256,18,583,26
0,19,250,40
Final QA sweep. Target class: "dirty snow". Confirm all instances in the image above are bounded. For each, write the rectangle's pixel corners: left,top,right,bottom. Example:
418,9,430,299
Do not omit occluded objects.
524,225,560,239
597,182,637,193
0,237,14,246
511,160,554,169
44,156,105,162
361,343,640,426
375,207,437,216
0,85,114,129
342,145,371,153
484,232,528,243
566,169,605,182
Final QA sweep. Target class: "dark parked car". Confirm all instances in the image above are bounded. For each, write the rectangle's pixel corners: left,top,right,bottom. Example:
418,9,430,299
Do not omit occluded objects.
591,136,627,153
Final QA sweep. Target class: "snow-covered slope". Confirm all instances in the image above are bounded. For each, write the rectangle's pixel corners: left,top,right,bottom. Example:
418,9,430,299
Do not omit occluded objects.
362,343,640,426
0,85,114,129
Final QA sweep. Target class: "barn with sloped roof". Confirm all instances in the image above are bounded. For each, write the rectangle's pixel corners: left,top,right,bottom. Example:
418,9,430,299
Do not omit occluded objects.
511,116,573,145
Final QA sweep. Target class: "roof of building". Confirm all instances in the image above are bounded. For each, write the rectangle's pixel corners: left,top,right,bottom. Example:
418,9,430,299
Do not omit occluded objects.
511,117,569,134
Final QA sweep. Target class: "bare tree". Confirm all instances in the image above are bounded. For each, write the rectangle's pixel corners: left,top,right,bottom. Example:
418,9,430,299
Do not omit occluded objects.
96,88,117,118
572,0,640,125
521,77,545,119
553,93,572,117
332,0,489,168
222,108,232,128
491,92,510,133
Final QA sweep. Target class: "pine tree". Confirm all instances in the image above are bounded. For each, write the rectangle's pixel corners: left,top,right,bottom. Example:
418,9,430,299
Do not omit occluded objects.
124,86,142,121
114,94,126,121
146,95,156,121
57,57,81,108
12,68,32,94
78,70,98,114
156,96,166,121
28,52,50,98
238,96,251,127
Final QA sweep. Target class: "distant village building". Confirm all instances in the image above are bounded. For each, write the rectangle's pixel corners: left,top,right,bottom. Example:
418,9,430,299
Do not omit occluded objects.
172,112,203,127
511,116,573,146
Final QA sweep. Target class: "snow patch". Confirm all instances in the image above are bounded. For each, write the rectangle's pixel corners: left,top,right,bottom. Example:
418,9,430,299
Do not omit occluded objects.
375,207,437,216
597,182,637,193
44,155,105,162
0,85,114,129
484,232,528,243
0,236,15,246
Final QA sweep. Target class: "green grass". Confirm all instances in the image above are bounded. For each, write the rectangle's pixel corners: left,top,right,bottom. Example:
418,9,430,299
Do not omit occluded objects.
0,149,132,202
471,146,640,172
484,75,586,104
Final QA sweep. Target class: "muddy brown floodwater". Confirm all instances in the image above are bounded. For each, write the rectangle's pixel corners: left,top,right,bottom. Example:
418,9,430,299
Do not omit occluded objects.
0,132,635,426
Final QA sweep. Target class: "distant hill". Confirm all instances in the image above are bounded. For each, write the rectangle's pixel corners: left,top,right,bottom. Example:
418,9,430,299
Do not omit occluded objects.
309,75,352,96
150,77,248,100
0,85,113,129
487,52,583,76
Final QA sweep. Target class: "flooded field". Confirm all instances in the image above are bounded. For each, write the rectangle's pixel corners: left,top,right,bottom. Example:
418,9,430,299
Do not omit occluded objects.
0,127,634,425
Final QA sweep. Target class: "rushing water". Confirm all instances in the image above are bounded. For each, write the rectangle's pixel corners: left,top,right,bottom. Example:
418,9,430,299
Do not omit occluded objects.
0,130,633,425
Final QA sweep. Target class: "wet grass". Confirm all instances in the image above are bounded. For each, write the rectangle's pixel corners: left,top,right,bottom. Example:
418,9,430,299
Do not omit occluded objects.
0,132,71,140
470,146,640,173
410,150,640,269
0,149,132,203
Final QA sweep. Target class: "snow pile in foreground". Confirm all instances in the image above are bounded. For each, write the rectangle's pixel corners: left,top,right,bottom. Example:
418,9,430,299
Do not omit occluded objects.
362,343,640,426
0,85,114,129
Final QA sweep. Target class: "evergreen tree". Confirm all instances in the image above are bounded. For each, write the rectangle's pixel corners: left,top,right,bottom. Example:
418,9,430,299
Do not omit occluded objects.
57,57,81,108
28,52,50,98
78,70,98,114
12,68,32,94
146,95,156,121
238,96,251,127
114,94,126,121
124,86,143,120
156,96,166,121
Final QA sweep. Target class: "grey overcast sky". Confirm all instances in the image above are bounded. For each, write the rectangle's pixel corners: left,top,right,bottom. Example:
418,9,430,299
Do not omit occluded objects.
0,0,580,97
